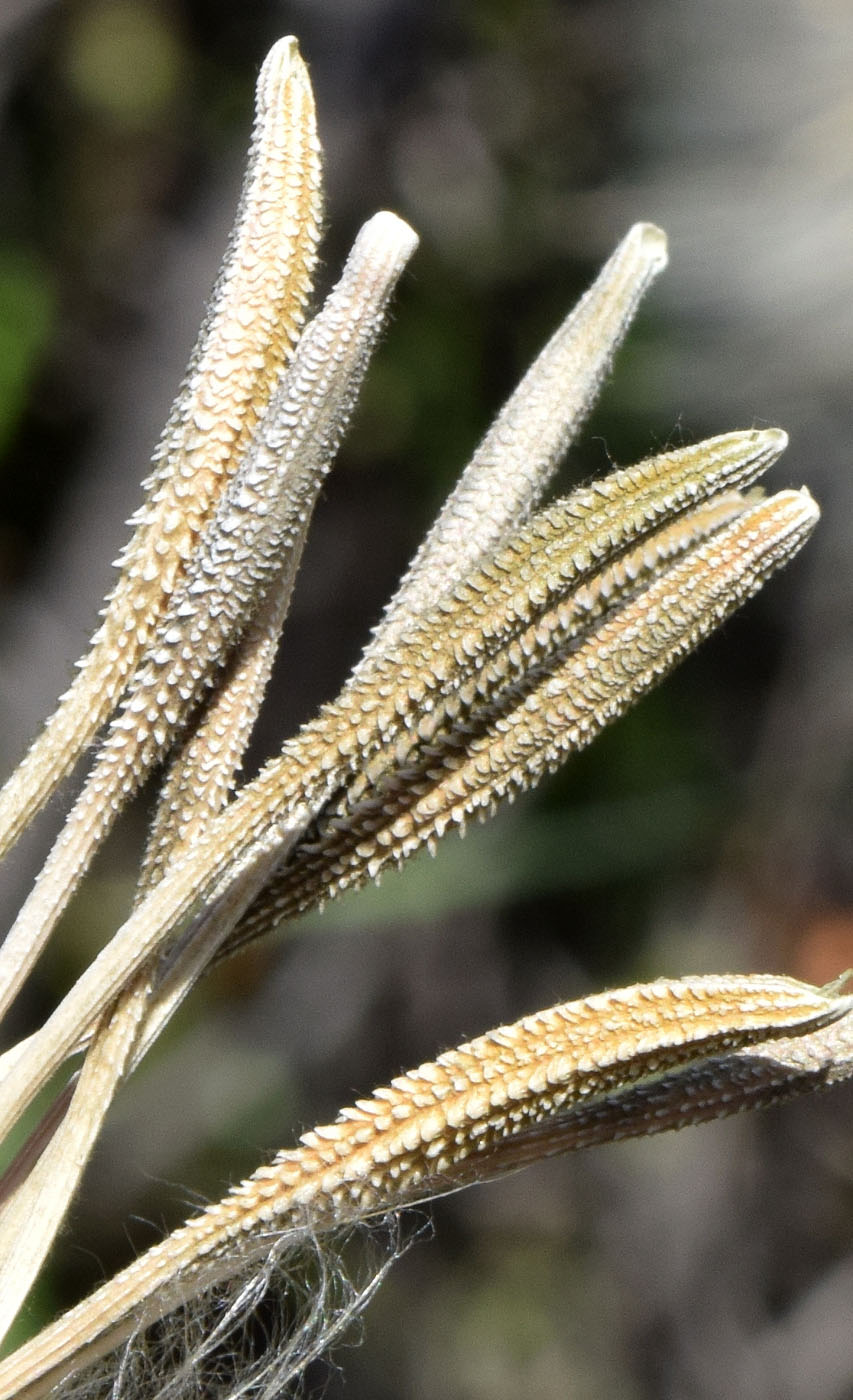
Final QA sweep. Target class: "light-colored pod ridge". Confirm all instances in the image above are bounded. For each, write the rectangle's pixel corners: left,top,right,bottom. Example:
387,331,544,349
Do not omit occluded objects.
0,37,322,864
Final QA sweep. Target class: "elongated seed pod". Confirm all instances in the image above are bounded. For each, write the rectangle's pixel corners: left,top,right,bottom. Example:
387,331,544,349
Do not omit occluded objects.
138,213,419,886
224,491,755,944
229,490,815,945
0,973,846,1400
0,38,322,862
134,430,781,923
366,221,669,656
211,429,786,863
0,214,418,1019
0,490,816,1141
344,490,817,872
317,429,788,771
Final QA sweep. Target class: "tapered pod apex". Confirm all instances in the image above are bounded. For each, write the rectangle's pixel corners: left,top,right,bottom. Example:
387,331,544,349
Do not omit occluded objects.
357,211,420,265
257,35,305,93
790,484,820,524
755,426,788,455
628,221,669,273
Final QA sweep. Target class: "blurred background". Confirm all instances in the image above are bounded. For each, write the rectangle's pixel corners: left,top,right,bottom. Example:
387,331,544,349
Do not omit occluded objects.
1,1,853,1396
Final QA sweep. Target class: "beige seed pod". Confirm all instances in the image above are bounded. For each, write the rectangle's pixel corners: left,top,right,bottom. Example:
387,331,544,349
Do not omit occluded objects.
0,38,322,866
0,972,846,1400
0,213,417,1020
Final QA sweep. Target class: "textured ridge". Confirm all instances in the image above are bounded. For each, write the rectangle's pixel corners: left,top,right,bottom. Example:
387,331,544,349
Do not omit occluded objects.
1,973,844,1400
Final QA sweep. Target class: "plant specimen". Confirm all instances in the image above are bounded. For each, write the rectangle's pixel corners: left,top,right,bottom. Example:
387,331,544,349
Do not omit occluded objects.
0,34,851,1400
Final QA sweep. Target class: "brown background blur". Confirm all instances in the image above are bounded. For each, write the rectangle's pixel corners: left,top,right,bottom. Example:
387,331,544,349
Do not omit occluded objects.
1,1,853,1396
